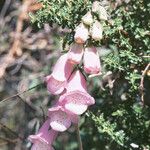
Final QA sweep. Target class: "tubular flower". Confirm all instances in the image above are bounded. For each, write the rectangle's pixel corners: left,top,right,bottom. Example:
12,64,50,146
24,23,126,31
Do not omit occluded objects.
46,53,73,95
68,43,84,64
83,47,101,74
48,105,78,132
90,21,103,41
59,70,95,115
28,119,58,150
74,23,89,44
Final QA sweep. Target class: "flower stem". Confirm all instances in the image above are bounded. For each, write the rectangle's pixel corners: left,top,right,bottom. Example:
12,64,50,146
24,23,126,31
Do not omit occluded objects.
76,123,83,150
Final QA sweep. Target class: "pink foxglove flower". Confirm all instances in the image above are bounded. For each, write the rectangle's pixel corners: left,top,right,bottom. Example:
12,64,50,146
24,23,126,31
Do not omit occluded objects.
46,53,73,95
74,23,89,44
59,70,95,115
28,119,58,150
68,43,84,64
48,105,78,132
82,11,93,25
83,47,101,74
90,21,103,41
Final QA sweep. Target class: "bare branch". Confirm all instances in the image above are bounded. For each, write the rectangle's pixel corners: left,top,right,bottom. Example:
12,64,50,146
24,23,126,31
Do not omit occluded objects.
0,83,43,105
0,123,23,140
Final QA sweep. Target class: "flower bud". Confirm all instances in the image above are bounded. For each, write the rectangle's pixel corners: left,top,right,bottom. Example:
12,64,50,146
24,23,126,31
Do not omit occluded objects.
82,11,93,25
68,43,84,64
83,47,101,74
92,1,101,13
91,21,103,41
74,23,89,44
92,1,108,21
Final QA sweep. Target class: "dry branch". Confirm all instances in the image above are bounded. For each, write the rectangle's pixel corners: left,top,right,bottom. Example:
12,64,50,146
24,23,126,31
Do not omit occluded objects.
0,0,42,79
139,63,150,104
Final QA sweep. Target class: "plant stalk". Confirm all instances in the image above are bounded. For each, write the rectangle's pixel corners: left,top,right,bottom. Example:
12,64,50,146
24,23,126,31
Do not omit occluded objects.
76,123,83,150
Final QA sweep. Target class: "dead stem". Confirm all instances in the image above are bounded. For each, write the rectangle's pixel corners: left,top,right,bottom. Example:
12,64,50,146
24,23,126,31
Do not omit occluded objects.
0,83,43,104
0,123,23,140
0,0,42,79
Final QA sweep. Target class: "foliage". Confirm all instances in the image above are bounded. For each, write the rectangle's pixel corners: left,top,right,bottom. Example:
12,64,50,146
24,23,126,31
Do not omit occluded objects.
32,0,150,90
31,0,150,149
102,0,150,92
87,101,150,150
31,0,93,29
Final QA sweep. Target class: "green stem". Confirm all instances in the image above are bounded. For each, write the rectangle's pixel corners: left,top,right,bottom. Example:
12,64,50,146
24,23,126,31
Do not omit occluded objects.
76,123,83,150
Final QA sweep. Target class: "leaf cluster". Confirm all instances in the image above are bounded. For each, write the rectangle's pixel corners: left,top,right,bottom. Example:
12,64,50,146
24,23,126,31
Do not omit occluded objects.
88,101,150,150
31,0,93,29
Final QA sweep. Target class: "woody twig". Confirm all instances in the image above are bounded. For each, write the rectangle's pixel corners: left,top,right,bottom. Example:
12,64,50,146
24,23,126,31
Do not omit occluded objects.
139,63,150,104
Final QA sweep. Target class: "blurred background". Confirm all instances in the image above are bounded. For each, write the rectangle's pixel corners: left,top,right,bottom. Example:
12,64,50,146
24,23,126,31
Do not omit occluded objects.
0,0,63,149
0,0,150,150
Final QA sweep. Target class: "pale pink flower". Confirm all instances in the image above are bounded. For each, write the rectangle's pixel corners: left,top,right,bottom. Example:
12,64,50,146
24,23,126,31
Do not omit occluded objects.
90,21,103,41
46,53,73,95
74,23,89,44
28,119,58,150
83,47,101,74
68,43,84,64
59,70,95,115
48,105,78,132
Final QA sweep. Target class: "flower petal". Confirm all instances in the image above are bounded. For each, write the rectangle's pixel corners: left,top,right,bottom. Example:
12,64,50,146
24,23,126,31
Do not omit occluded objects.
47,75,66,95
59,91,95,115
46,54,73,95
65,103,88,115
66,70,87,93
48,107,72,132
